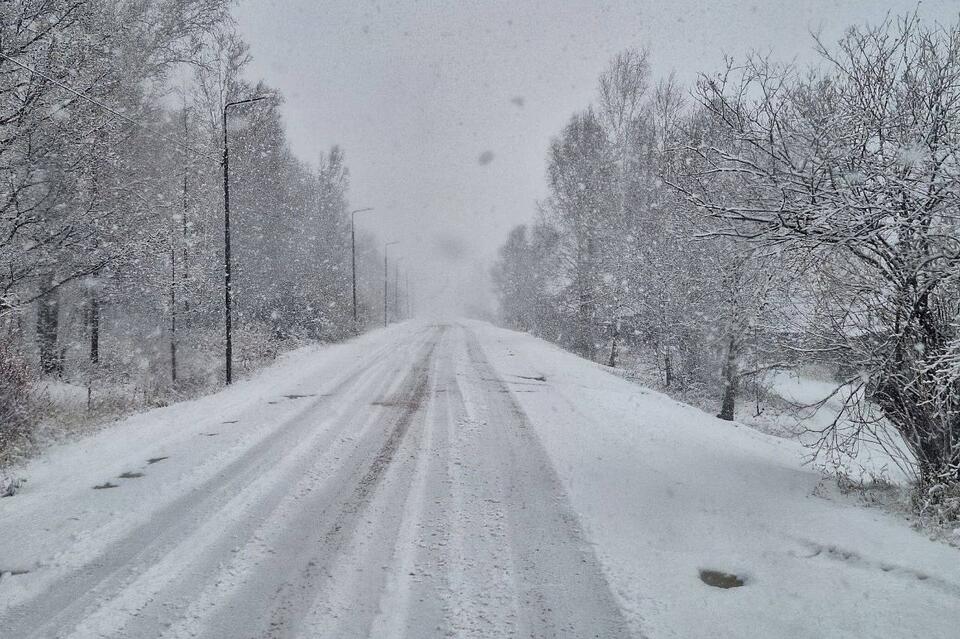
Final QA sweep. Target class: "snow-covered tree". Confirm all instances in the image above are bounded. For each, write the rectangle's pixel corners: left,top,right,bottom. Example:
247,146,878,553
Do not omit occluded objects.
683,16,960,485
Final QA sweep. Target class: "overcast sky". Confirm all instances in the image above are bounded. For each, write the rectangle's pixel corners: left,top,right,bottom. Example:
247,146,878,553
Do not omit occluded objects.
233,0,958,315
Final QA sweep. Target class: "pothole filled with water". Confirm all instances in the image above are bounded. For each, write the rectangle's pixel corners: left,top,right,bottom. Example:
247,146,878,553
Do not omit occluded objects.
699,569,745,589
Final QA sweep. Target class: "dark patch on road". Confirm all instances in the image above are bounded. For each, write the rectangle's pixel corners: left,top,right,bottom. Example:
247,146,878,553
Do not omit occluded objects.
514,374,547,382
371,400,418,407
699,569,745,589
283,394,316,400
118,471,145,479
147,456,169,464
93,482,119,490
351,358,432,505
223,420,239,424
0,568,31,579
201,433,219,437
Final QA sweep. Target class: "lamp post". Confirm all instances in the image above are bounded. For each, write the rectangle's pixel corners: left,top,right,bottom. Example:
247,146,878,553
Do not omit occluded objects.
350,207,374,328
383,241,399,327
223,94,272,385
394,257,405,322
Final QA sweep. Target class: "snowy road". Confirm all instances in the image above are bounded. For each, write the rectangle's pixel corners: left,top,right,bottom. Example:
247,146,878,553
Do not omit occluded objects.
3,321,960,638
0,323,629,638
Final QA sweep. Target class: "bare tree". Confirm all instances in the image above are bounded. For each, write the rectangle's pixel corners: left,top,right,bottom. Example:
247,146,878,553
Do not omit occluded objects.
681,16,960,486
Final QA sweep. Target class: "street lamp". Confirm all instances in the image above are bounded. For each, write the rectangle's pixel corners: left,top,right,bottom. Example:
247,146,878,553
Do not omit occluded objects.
223,93,273,385
350,207,374,328
394,257,405,322
383,241,399,327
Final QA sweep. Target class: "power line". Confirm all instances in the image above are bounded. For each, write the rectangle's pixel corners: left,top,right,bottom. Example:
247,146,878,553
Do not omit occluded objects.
0,51,218,161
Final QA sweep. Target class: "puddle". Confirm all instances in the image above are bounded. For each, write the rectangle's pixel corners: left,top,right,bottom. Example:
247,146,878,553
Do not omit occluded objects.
699,569,745,589
93,482,119,490
118,471,145,479
147,456,169,464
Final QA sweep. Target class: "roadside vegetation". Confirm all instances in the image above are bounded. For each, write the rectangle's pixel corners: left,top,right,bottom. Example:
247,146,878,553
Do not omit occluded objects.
493,14,960,525
0,1,389,471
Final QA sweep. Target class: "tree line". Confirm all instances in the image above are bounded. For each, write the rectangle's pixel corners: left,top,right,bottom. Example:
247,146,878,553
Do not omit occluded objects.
0,0,385,458
492,15,960,496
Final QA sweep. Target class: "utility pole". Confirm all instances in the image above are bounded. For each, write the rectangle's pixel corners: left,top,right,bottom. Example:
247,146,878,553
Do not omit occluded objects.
394,257,404,322
350,207,373,328
383,241,399,327
223,94,272,385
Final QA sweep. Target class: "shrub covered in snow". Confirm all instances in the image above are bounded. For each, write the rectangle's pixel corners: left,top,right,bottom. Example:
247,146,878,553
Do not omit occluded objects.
0,346,35,463
917,473,960,531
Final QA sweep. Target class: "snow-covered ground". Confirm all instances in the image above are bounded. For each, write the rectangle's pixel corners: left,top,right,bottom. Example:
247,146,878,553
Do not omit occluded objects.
762,369,916,484
472,322,960,638
1,320,958,638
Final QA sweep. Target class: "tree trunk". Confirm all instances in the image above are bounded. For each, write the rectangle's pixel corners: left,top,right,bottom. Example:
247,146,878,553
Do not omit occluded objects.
574,235,596,361
717,335,737,421
37,275,62,376
170,246,177,382
608,321,619,367
182,172,190,313
89,295,100,365
664,345,673,388
574,289,594,360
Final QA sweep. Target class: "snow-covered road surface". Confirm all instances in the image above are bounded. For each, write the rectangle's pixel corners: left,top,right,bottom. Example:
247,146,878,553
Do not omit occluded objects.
0,323,628,638
2,321,959,638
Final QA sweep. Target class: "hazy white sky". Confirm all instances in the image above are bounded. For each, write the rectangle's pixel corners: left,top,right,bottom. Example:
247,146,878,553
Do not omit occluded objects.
233,0,958,314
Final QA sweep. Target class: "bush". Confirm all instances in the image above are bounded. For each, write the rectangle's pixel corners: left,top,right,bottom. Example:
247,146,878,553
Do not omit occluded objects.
0,346,34,462
916,471,960,527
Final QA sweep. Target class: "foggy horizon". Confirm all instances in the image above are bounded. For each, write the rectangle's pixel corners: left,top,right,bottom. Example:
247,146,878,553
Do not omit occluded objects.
234,0,959,316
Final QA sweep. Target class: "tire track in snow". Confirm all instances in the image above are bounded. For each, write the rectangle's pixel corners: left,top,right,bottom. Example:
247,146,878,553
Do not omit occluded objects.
85,328,439,639
457,323,634,638
367,325,455,637
193,326,442,638
0,326,434,639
